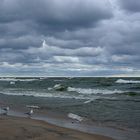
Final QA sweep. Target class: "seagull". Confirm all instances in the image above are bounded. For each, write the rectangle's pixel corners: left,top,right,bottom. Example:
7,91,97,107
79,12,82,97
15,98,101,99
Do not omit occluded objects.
25,109,34,118
2,106,9,115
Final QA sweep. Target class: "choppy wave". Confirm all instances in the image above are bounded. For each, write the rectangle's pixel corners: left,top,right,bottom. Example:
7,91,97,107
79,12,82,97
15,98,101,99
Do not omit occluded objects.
67,87,125,95
54,80,64,82
0,91,98,100
0,78,37,82
116,79,140,84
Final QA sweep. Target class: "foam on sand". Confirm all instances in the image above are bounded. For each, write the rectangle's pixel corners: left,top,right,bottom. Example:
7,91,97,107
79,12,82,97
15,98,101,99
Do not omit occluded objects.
68,113,83,122
26,105,40,109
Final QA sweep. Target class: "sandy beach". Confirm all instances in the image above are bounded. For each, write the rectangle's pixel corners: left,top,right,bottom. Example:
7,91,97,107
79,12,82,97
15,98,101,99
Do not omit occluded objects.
0,115,114,140
0,94,140,140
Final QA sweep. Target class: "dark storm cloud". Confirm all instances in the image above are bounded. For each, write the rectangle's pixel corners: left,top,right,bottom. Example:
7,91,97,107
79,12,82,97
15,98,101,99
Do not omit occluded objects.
0,0,113,53
0,35,42,50
0,0,140,76
0,0,113,30
119,0,140,12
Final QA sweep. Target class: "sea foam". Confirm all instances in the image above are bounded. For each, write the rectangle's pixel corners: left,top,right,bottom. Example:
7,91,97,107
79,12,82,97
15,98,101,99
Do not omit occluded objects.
116,79,140,84
67,87,124,95
0,78,37,82
68,113,83,121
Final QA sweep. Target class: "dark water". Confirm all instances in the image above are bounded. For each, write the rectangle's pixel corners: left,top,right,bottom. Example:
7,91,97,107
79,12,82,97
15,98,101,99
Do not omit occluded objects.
0,77,140,131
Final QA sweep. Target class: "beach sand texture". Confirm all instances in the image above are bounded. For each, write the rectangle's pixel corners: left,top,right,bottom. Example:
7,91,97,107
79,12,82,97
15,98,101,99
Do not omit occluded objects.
0,116,113,140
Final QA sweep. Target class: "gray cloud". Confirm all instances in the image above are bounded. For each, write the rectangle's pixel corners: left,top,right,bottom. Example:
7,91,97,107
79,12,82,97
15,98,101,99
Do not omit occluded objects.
0,0,140,76
0,0,113,30
119,0,140,12
26,40,104,57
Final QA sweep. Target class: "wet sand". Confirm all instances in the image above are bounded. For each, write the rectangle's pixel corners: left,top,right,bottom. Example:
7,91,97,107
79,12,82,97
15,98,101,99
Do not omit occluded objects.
0,95,140,140
0,116,114,140
0,107,140,140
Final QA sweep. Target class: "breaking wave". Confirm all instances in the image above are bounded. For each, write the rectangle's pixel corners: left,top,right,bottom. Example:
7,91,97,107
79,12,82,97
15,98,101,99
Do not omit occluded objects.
0,91,97,100
116,79,140,84
67,87,125,95
0,78,37,82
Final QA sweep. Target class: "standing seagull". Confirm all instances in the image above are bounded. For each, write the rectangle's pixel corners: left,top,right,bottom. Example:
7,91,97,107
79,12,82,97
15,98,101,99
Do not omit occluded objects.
25,109,33,118
2,106,9,115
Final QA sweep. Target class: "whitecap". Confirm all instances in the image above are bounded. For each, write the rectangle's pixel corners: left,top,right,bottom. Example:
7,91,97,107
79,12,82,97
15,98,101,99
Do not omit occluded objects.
10,81,15,85
0,91,92,100
67,87,124,95
0,78,37,82
116,79,140,84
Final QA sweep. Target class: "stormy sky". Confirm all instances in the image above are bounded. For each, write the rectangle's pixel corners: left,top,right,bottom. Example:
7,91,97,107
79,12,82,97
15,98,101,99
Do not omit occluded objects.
0,0,140,76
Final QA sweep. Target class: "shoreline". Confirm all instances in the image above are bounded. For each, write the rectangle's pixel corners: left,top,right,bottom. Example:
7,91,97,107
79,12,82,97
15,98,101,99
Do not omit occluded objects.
0,93,140,140
0,107,140,140
0,115,113,140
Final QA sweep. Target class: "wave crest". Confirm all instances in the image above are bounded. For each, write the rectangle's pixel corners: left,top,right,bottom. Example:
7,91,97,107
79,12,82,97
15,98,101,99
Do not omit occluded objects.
116,79,140,84
0,78,37,82
67,87,124,95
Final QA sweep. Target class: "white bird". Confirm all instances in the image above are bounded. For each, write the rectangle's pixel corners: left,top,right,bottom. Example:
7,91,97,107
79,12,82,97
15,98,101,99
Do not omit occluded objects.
25,109,34,117
2,106,9,115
